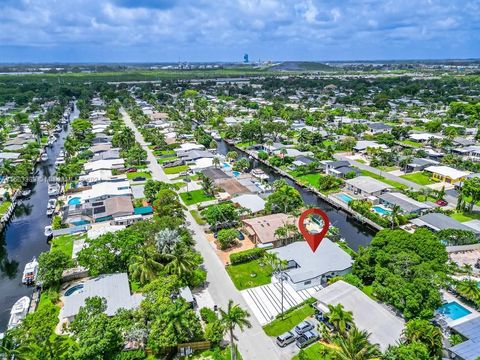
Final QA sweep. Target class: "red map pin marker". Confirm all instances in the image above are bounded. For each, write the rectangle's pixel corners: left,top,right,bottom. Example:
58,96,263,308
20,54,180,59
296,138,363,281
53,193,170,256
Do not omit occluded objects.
298,208,330,253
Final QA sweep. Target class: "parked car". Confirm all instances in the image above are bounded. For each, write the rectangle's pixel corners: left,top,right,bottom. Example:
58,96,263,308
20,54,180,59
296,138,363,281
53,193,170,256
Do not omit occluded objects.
276,331,296,347
436,199,448,206
126,168,138,173
237,231,245,240
132,176,146,182
296,330,319,349
294,320,314,335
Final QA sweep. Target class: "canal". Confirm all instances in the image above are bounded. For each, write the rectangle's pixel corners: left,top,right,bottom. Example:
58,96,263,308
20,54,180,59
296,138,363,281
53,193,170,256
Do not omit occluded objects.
0,104,77,331
216,140,376,251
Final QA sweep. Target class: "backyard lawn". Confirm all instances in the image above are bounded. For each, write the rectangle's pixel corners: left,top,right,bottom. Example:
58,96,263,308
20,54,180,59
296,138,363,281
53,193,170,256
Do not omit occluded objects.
0,201,12,216
179,189,215,205
360,170,407,190
126,171,152,180
400,172,434,185
450,212,480,222
263,302,316,336
292,343,335,360
226,259,272,290
163,165,190,174
50,234,77,257
157,155,177,164
399,139,422,148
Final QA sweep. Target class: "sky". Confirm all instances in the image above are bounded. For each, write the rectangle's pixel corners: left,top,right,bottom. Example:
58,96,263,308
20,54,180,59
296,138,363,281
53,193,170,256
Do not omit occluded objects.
1,0,479,63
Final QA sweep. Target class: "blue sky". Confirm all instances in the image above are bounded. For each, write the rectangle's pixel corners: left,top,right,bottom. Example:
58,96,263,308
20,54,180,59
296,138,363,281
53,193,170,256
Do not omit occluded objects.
1,0,479,63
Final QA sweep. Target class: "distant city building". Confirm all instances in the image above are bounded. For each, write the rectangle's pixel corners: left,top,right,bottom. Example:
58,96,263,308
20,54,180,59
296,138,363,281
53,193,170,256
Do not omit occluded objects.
243,53,249,63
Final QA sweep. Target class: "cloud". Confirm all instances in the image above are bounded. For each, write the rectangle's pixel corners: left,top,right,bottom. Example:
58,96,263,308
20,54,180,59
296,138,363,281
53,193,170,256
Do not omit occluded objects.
0,0,479,62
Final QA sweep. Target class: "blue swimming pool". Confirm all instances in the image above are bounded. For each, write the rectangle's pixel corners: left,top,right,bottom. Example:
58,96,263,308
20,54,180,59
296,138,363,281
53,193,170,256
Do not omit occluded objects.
65,284,84,296
68,197,81,205
222,162,231,169
372,206,392,216
337,193,353,203
437,301,471,320
232,171,240,177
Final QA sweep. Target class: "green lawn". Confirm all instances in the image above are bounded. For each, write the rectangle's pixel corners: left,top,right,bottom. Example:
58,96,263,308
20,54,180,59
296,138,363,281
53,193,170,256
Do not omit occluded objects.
171,181,186,190
0,201,12,215
360,170,407,190
180,189,215,205
190,209,206,225
126,171,152,180
163,165,190,174
38,288,60,310
263,303,316,336
226,259,272,290
157,155,177,164
450,212,480,222
293,343,335,360
191,347,242,360
399,139,422,148
50,234,76,257
400,172,434,185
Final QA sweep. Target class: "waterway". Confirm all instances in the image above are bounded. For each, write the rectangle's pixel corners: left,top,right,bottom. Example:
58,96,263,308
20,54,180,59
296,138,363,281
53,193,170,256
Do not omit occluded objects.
216,140,375,251
0,104,77,331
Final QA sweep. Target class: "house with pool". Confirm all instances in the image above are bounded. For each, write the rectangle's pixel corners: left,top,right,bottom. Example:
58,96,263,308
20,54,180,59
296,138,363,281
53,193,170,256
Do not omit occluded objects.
66,180,132,205
344,176,392,197
378,192,432,216
60,273,143,324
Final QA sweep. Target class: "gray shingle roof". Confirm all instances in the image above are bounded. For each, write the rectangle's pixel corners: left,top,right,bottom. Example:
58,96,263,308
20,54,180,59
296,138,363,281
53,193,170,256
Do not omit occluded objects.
411,213,478,233
379,192,431,213
450,317,480,360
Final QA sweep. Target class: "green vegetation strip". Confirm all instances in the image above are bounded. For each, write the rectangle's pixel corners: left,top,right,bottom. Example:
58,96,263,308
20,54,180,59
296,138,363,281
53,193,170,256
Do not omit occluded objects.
360,170,407,190
190,209,206,225
400,172,434,185
180,190,215,205
50,234,76,257
126,171,152,180
0,201,12,215
163,165,190,174
226,259,272,290
263,301,316,336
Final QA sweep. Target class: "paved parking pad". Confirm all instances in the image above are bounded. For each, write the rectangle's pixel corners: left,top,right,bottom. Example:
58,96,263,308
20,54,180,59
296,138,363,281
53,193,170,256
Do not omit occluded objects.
241,281,321,325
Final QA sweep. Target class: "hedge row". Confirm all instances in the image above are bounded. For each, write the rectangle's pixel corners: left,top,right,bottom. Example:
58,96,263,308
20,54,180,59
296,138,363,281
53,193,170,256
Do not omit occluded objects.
229,247,266,265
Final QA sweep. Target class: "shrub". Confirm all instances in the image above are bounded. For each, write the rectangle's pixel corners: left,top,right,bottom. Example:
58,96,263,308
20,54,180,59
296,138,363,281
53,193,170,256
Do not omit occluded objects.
229,248,265,265
200,307,218,324
258,151,268,160
217,228,238,250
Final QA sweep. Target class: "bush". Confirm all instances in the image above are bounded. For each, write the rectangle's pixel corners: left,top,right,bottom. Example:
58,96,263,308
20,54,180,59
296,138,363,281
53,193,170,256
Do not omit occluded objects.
204,320,225,344
217,228,238,250
200,307,218,324
111,350,146,360
230,248,265,265
258,151,268,160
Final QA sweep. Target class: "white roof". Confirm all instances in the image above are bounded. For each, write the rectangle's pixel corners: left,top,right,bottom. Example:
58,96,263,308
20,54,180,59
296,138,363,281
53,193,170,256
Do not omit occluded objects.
233,194,266,213
0,152,21,160
79,169,113,183
61,273,143,319
313,281,404,351
84,159,125,172
425,165,470,180
345,176,392,193
270,240,353,283
354,141,387,151
179,143,205,151
69,181,131,203
191,157,214,170
409,133,443,141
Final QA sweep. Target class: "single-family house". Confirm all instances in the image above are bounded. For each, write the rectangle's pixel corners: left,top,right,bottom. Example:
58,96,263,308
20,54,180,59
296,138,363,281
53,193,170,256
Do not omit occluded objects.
60,273,143,323
353,141,388,153
410,213,479,233
322,160,360,178
67,180,131,204
292,155,317,168
378,192,431,215
84,159,125,173
447,317,480,360
312,281,404,351
270,240,353,290
344,176,392,197
242,213,297,248
232,194,265,213
405,158,439,173
424,165,470,184
365,122,393,135
63,196,134,225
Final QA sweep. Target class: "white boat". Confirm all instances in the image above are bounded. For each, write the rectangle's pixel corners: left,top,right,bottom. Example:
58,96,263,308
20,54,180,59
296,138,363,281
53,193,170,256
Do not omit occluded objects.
46,208,55,216
48,183,61,196
22,258,39,285
211,131,221,140
48,199,56,209
20,189,32,197
58,150,65,157
251,168,269,180
40,153,48,162
7,296,30,330
44,225,53,237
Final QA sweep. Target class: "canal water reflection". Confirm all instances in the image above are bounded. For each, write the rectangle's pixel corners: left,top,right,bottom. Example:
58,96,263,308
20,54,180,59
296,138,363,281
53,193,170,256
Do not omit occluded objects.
0,105,77,331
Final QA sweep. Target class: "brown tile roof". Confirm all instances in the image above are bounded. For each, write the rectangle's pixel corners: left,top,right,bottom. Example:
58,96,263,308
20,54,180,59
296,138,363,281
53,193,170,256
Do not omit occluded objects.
242,213,297,244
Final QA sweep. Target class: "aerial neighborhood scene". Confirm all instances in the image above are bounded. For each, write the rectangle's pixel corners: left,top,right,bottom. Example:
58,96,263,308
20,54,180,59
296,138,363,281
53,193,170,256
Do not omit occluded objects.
1,1,480,360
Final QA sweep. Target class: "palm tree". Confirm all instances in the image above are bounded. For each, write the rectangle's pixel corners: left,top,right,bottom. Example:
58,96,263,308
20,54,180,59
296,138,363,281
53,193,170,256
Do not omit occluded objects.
403,319,443,358
227,151,238,163
165,301,195,342
456,279,480,303
389,205,401,229
0,159,14,177
128,249,163,285
164,246,198,281
326,303,354,335
212,156,221,168
155,228,182,254
220,300,252,360
332,326,381,360
201,175,215,196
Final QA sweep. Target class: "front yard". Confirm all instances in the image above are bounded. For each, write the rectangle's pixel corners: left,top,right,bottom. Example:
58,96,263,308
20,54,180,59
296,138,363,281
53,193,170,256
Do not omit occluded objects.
126,171,152,180
179,189,215,205
226,259,272,290
263,301,316,336
163,165,190,174
360,170,407,190
400,171,435,185
450,212,480,222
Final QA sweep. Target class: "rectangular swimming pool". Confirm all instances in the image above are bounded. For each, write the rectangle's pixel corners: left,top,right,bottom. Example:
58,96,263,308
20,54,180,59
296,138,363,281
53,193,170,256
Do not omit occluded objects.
372,205,392,215
337,193,353,203
437,301,472,320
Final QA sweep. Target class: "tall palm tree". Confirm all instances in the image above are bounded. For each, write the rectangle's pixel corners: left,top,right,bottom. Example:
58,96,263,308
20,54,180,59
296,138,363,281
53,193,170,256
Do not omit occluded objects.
164,246,197,281
389,205,401,229
456,279,480,303
201,175,215,196
403,319,443,358
212,156,221,168
326,303,354,335
332,326,381,360
220,300,252,360
128,249,163,285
